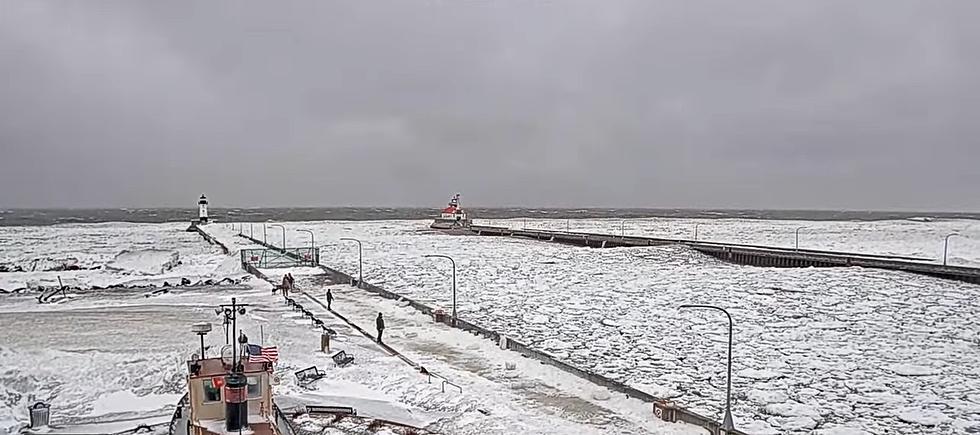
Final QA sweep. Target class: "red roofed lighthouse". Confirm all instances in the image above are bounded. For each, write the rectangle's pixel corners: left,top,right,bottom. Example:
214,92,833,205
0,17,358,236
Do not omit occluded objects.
431,193,472,230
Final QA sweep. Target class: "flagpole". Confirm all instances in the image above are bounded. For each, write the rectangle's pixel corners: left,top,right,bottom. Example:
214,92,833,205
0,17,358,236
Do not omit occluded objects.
260,325,264,346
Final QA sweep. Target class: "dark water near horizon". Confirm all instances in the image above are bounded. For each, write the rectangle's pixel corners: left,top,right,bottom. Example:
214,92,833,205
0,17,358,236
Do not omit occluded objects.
0,208,978,227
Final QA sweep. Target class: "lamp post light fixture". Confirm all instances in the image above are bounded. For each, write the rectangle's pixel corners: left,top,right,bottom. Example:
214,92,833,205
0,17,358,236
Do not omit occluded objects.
795,226,805,251
679,304,735,432
340,237,364,286
423,254,457,325
943,233,960,266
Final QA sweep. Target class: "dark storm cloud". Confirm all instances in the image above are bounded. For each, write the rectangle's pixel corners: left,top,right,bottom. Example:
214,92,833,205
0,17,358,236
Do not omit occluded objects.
1,1,978,210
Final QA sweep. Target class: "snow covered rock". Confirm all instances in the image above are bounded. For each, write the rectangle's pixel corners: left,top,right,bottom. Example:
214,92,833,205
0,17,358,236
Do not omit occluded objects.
591,390,611,401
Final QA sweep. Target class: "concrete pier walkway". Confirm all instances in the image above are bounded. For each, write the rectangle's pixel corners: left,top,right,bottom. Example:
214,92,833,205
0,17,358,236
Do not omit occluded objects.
467,225,980,284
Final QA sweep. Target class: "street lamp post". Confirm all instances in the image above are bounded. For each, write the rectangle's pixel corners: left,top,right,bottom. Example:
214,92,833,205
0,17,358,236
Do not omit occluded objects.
297,229,316,265
795,226,805,251
694,223,702,241
263,224,268,244
340,238,363,286
566,219,570,233
621,220,627,238
679,304,735,432
423,254,457,325
943,233,960,266
249,223,254,238
269,224,286,250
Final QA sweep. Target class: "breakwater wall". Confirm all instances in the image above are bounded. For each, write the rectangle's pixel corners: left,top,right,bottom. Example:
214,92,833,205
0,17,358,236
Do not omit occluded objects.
189,223,230,254
469,225,980,284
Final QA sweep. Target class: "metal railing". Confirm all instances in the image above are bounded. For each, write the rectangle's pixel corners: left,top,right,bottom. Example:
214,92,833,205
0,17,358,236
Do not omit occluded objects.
240,247,319,269
167,393,189,435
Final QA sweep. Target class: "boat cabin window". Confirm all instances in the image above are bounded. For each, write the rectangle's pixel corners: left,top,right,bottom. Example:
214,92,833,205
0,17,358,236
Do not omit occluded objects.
203,378,222,403
246,376,262,399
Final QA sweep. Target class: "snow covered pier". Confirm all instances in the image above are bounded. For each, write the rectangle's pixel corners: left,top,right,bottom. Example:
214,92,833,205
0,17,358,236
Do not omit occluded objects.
230,232,750,435
467,225,980,284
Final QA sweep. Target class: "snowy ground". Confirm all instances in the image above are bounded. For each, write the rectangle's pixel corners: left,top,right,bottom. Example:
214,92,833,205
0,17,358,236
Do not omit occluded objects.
0,221,702,435
0,284,249,433
271,270,701,435
207,218,980,434
0,222,245,292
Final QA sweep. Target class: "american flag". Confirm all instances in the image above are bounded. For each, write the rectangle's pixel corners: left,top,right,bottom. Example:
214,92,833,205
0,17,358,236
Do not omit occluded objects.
246,344,279,364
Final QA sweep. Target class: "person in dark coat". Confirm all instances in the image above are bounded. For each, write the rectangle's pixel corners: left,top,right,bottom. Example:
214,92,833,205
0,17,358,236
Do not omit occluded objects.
281,274,290,297
326,289,334,310
376,313,385,344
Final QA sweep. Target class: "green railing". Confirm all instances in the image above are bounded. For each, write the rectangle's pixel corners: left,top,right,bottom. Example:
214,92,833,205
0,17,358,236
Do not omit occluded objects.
240,247,319,269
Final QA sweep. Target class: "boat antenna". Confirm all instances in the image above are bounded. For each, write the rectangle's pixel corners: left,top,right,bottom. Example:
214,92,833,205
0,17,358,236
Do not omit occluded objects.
217,298,250,372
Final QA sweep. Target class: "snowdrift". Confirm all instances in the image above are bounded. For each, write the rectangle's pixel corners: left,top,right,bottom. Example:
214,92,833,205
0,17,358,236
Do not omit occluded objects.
105,250,180,275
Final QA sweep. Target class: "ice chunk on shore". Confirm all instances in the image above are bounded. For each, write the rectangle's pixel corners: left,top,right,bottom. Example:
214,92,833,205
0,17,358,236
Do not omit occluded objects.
105,249,180,275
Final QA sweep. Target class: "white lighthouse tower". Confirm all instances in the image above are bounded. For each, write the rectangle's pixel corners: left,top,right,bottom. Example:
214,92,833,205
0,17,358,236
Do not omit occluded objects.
198,194,209,224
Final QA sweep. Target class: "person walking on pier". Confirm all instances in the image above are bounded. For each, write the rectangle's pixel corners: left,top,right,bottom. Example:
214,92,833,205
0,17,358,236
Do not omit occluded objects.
280,274,291,297
376,313,385,344
326,289,334,310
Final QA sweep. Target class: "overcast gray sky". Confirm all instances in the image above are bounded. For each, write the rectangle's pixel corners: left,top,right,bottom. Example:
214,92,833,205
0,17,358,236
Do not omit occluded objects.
1,1,977,210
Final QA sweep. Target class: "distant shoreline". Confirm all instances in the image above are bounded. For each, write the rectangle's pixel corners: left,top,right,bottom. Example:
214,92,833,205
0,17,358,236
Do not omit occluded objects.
0,208,978,227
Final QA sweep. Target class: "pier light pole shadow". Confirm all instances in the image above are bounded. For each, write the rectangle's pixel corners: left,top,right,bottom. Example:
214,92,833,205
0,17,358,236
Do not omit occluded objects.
679,304,736,433
340,237,363,286
423,254,457,326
